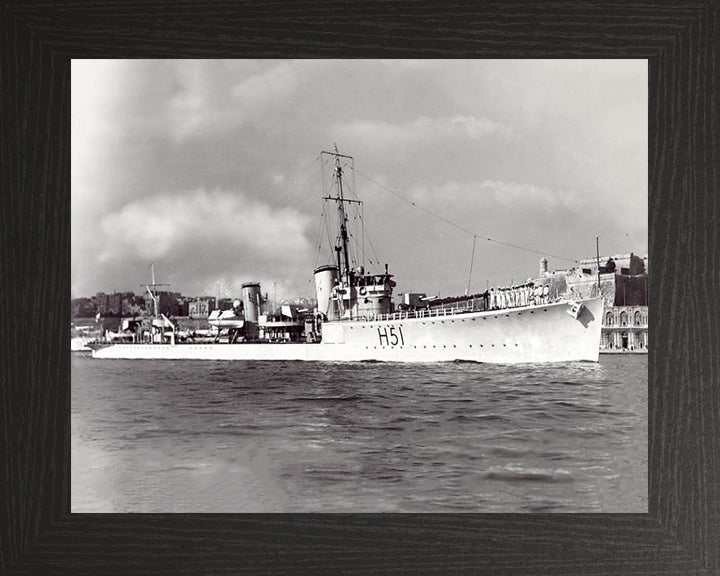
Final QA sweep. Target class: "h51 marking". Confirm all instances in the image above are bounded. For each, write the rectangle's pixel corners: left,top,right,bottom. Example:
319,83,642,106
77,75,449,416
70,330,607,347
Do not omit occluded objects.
377,325,405,347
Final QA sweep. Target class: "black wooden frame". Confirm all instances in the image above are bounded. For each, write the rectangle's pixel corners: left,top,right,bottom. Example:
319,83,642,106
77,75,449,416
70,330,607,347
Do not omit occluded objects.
2,2,718,574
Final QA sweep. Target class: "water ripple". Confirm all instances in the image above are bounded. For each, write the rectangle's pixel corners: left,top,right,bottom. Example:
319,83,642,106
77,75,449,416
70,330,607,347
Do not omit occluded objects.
72,354,647,512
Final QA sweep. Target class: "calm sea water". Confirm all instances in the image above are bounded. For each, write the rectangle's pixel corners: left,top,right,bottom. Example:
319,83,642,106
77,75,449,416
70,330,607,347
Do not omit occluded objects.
71,354,647,512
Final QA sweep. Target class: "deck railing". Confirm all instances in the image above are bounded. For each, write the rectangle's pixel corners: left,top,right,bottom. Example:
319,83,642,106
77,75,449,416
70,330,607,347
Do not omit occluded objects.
346,297,558,323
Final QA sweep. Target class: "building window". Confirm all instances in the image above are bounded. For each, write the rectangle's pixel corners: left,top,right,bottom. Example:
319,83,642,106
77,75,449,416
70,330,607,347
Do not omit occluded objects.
634,310,642,326
605,311,613,326
601,331,610,348
619,311,628,326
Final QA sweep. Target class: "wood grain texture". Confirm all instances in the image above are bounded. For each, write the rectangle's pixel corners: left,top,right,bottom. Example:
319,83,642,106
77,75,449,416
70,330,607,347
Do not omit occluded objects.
1,1,718,574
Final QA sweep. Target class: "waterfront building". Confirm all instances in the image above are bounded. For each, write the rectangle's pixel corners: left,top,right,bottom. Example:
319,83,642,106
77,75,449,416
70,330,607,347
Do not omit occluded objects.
143,290,180,317
537,252,648,353
120,295,147,317
176,298,190,317
95,291,137,317
95,292,109,315
601,305,648,351
188,298,217,319
71,297,98,319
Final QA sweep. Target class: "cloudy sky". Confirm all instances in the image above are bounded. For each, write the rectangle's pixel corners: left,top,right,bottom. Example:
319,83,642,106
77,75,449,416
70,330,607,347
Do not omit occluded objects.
72,59,647,301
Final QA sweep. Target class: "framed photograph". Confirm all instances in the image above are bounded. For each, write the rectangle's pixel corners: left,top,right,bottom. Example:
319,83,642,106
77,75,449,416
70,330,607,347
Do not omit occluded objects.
70,58,648,517
2,2,717,574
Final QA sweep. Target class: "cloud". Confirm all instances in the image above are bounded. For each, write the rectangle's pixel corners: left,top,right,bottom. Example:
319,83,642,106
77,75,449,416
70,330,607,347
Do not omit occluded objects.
477,181,577,209
231,61,300,104
403,179,577,213
168,61,304,141
337,115,510,150
72,60,647,298
98,189,313,264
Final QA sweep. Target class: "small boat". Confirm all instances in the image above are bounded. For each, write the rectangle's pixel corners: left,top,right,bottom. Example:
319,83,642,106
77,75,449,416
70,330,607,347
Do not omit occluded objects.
71,323,101,351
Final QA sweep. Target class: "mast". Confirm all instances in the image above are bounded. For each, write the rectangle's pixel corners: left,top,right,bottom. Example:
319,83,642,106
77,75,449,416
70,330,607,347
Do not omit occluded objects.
321,147,362,286
334,145,351,283
596,236,601,294
141,262,169,319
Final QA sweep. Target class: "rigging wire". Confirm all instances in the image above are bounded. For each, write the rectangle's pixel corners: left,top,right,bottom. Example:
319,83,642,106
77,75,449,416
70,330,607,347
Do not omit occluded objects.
346,231,359,269
466,235,477,295
325,209,335,263
311,200,328,271
351,167,578,264
361,202,365,270
363,226,383,272
339,158,373,270
347,159,368,270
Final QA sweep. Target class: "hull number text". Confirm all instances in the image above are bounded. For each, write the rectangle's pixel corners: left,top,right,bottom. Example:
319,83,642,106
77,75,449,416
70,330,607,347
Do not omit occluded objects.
377,325,405,347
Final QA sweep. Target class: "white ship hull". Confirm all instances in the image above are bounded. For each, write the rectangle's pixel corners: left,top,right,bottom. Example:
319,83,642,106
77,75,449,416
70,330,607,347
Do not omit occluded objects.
91,297,603,364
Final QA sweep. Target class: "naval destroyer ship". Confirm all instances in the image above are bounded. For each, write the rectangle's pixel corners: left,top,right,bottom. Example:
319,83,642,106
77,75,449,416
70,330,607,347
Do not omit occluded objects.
91,149,603,363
